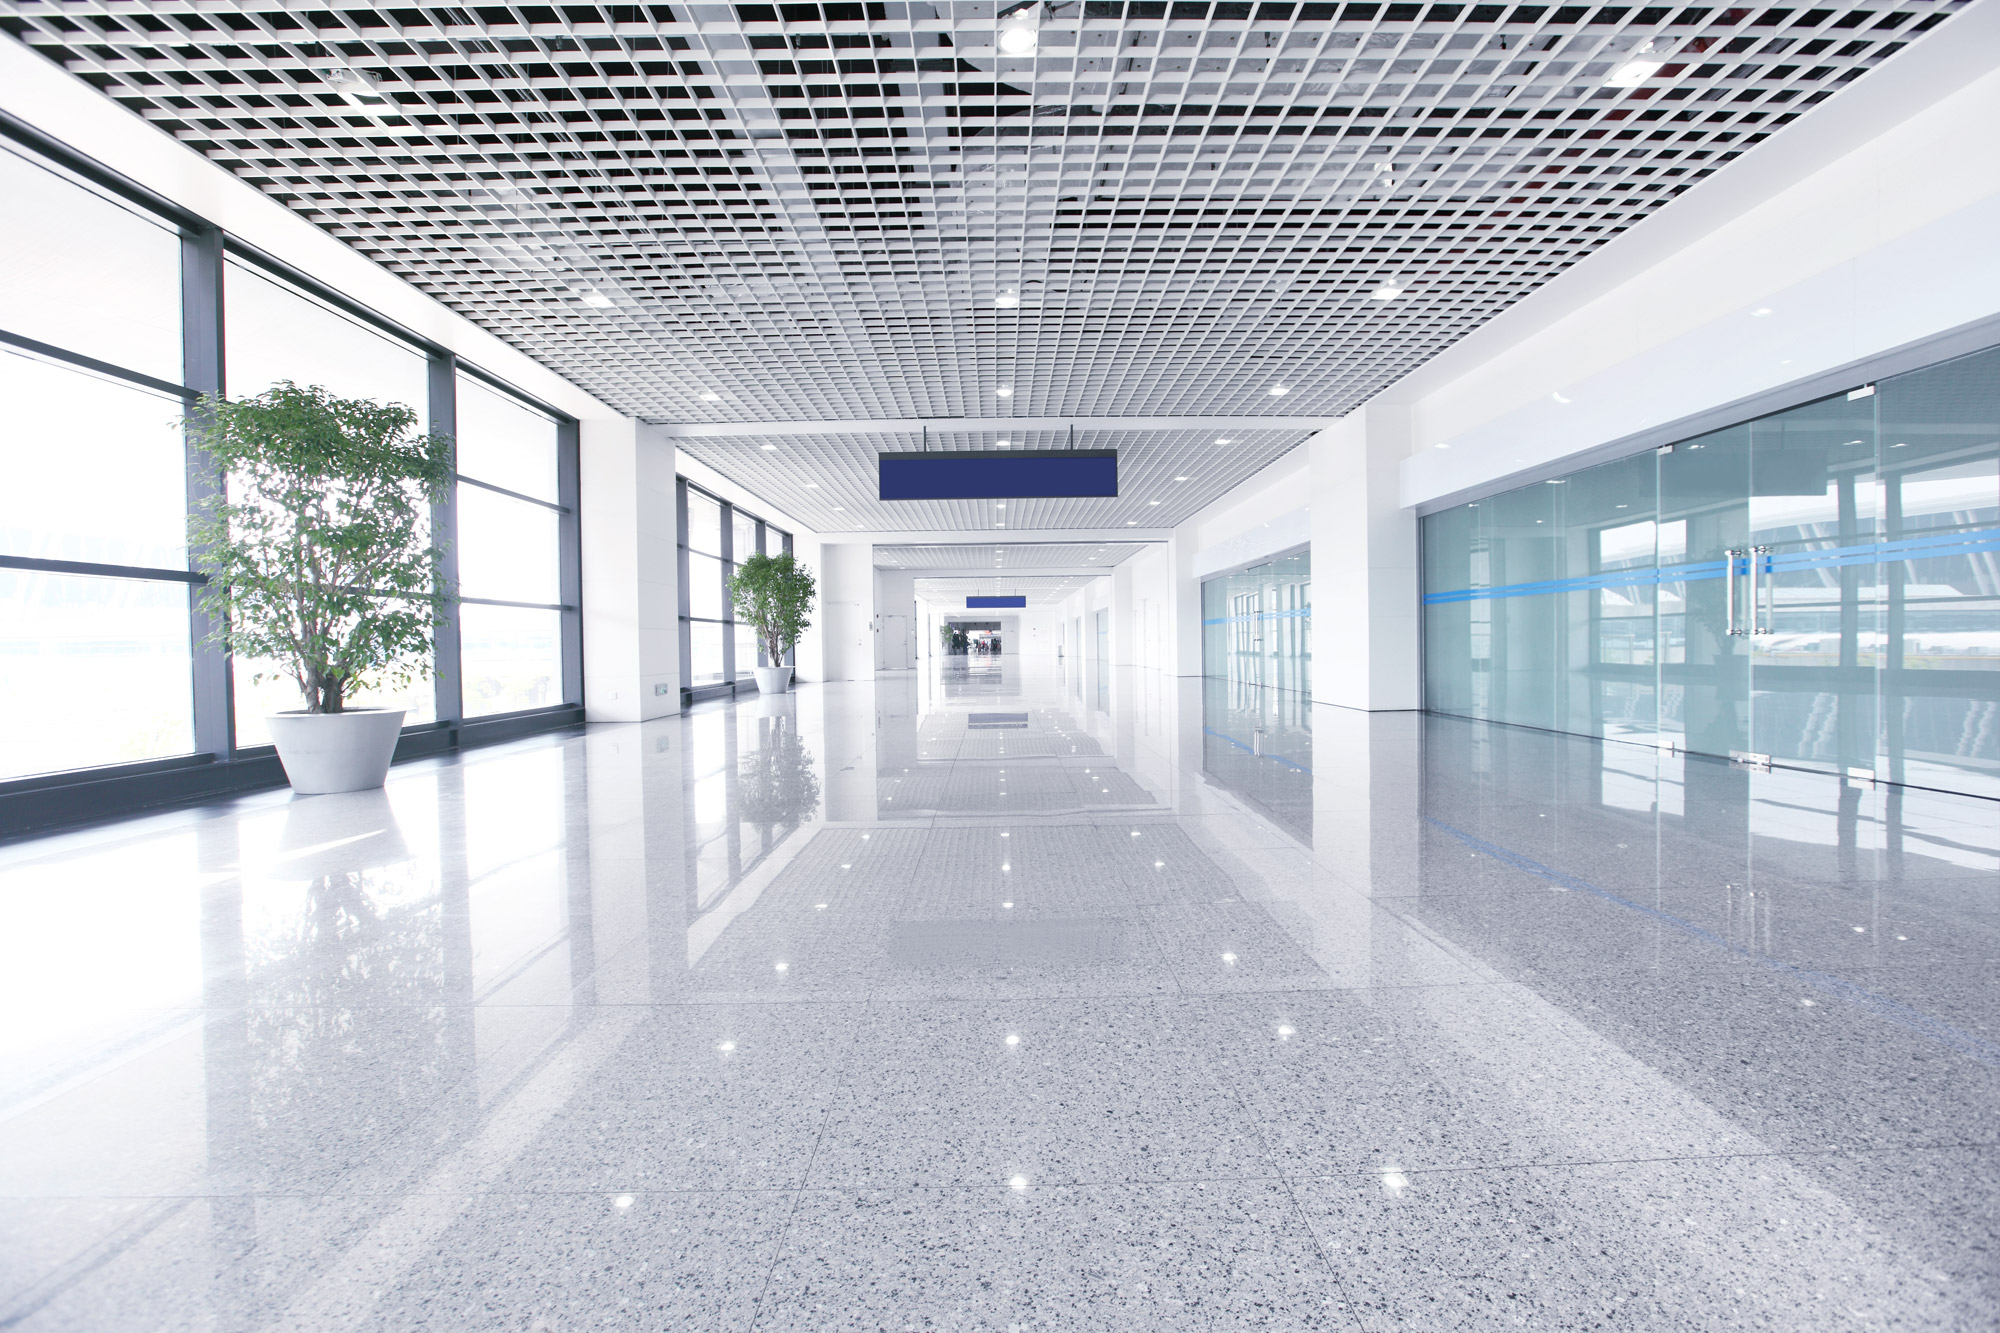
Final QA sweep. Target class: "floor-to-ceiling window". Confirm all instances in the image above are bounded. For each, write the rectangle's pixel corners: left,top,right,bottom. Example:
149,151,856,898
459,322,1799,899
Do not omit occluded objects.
0,142,193,781
0,130,582,809
678,479,791,706
1422,342,2000,799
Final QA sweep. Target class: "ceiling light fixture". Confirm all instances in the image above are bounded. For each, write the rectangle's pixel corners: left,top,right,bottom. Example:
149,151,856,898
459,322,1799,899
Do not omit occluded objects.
1268,385,1288,396
1606,40,1668,87
321,65,395,113
997,1,1041,54
1215,437,1232,445
1173,476,1190,482
995,386,1014,397
1371,282,1405,301
995,288,1021,309
700,391,721,402
761,444,777,451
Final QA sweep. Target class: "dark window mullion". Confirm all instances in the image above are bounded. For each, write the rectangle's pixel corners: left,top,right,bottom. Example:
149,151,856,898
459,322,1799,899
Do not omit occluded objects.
182,220,233,760
430,350,464,734
556,417,583,709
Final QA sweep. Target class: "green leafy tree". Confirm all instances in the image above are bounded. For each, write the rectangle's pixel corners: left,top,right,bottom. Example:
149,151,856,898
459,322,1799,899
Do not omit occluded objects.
729,552,817,668
186,382,453,714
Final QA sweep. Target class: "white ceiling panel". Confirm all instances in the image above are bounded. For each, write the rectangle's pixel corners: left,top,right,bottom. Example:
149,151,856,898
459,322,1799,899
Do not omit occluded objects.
879,540,1147,568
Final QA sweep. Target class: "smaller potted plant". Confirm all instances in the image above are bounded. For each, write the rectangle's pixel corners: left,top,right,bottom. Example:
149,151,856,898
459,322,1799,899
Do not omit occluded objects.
188,382,453,794
729,552,816,695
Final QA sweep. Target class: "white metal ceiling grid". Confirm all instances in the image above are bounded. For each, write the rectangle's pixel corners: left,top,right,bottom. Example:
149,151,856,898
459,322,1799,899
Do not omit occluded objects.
683,423,1302,527
879,540,1147,565
917,574,1101,604
0,0,1959,440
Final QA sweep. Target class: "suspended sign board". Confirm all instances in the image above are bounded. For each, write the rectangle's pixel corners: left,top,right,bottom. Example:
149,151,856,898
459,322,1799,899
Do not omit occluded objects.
967,596,1027,608
879,449,1117,501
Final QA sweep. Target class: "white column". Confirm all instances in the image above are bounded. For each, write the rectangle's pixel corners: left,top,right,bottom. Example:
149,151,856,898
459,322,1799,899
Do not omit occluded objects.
580,415,679,722
1309,404,1421,712
816,542,877,682
1166,518,1203,678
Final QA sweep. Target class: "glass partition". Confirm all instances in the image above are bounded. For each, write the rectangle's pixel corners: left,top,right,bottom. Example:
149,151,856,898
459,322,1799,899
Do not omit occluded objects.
1422,342,2000,800
1200,547,1311,697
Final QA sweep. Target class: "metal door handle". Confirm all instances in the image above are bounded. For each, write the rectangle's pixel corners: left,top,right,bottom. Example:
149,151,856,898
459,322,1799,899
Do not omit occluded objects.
1725,548,1740,636
1756,545,1774,636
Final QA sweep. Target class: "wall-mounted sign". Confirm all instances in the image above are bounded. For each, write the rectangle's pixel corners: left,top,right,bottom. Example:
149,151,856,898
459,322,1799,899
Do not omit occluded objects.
967,595,1027,608
879,449,1117,500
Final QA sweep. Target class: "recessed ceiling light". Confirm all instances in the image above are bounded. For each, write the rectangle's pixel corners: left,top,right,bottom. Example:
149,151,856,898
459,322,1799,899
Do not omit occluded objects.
805,483,818,488
832,506,845,511
1173,476,1189,482
1148,500,1161,506
998,25,1038,55
1752,307,1773,317
1268,385,1288,396
995,386,1014,397
700,391,721,402
1370,283,1404,300
761,443,777,451
1126,520,1137,526
995,288,1020,309
577,287,615,309
1215,437,1232,445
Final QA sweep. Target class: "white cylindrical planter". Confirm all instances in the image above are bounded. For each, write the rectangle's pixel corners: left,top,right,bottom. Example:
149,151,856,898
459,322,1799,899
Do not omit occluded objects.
267,709,406,795
753,665,793,695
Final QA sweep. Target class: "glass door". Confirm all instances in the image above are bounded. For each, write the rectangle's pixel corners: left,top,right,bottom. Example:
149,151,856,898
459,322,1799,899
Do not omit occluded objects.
1746,391,1882,777
1875,346,2000,797
1658,423,1753,760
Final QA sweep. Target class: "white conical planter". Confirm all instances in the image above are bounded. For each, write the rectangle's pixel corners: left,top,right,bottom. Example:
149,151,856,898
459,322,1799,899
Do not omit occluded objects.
753,665,793,696
266,709,406,794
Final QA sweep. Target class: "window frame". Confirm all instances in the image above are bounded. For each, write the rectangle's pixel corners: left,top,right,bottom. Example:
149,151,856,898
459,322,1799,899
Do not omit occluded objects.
0,117,584,832
677,477,793,707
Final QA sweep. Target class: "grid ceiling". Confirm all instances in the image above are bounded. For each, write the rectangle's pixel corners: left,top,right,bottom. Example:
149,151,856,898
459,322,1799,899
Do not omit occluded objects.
919,574,1100,605
879,539,1147,566
1,0,1962,527
695,424,1300,528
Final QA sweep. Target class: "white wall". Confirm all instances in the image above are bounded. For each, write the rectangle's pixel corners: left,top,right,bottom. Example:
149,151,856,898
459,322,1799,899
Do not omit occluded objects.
874,568,916,670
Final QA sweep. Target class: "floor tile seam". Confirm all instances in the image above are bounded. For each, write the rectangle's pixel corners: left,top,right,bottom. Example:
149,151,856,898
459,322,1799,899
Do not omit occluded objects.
746,1097,838,1329
1267,1139,2000,1182
0,1190,200,1328
1273,1174,1371,1332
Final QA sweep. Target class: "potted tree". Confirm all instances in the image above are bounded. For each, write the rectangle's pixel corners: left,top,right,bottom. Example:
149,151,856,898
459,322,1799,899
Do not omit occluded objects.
187,381,453,794
729,552,816,695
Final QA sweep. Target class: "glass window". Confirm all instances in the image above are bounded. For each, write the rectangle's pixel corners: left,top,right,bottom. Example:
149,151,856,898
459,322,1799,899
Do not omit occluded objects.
0,571,193,780
687,490,723,556
456,375,557,502
232,652,436,750
689,620,726,687
736,621,761,678
224,260,428,410
457,487,560,605
689,552,725,622
461,605,562,716
0,146,183,384
732,511,758,562
0,351,188,570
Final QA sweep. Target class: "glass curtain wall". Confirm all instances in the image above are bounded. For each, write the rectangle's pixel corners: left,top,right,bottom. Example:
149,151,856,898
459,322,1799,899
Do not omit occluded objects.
224,260,438,745
0,131,582,793
1422,342,2000,800
0,143,194,781
678,479,791,704
454,375,567,716
1200,547,1312,696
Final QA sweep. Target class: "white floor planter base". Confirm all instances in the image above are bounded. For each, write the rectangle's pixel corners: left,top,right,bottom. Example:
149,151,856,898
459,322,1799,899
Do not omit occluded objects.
753,666,793,695
267,709,406,794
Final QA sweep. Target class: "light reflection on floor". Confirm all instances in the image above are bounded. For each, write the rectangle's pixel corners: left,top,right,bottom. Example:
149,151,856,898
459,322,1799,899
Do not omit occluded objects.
0,656,1994,1330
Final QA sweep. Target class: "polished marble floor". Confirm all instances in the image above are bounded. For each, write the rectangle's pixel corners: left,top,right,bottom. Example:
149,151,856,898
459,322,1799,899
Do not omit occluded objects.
2,656,1996,1330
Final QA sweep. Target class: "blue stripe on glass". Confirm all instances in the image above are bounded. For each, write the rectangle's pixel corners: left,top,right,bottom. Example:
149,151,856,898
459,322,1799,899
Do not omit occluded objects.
1200,607,1312,626
1422,526,2000,607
